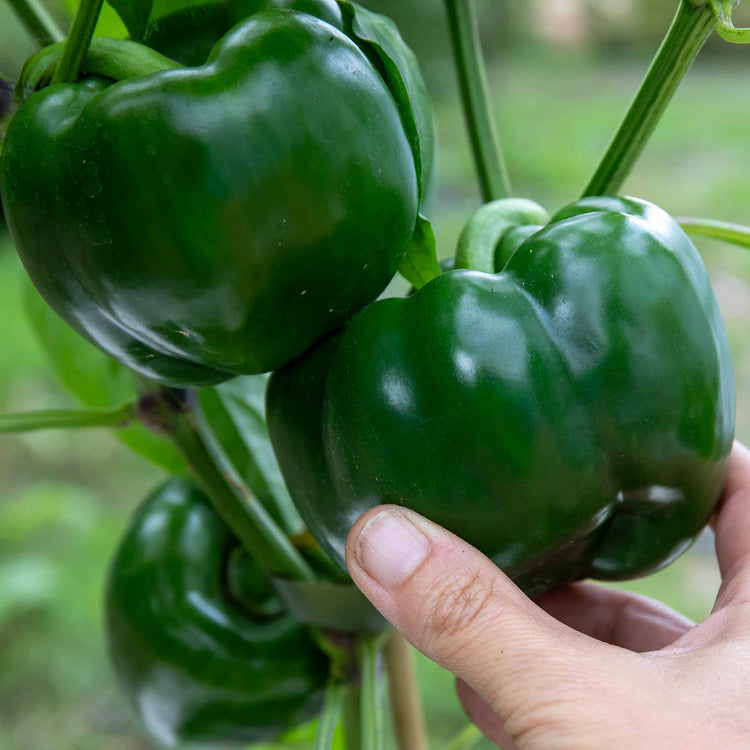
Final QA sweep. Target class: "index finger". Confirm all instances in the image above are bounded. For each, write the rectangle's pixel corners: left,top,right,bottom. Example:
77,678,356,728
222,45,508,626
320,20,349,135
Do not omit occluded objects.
712,441,750,607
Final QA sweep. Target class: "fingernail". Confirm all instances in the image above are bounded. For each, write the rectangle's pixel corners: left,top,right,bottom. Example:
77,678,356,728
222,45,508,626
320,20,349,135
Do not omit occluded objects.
355,508,430,587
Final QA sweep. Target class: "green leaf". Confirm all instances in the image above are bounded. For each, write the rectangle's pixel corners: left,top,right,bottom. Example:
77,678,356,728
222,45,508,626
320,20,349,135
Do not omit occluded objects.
105,0,154,39
103,0,227,42
342,1,436,202
23,280,186,474
398,215,441,290
199,375,304,535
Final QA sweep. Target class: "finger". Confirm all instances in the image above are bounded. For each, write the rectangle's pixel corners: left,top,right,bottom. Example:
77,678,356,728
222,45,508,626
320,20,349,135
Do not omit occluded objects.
713,441,750,608
455,679,515,750
345,505,633,717
535,582,693,652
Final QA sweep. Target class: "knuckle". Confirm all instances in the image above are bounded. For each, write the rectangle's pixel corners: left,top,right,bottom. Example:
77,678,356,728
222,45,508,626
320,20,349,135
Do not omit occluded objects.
420,566,495,639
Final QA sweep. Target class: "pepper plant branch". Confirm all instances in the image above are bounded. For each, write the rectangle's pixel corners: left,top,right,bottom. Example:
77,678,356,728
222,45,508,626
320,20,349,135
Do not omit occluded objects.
677,216,750,248
710,0,750,42
582,0,714,197
359,634,387,750
384,632,428,750
343,680,363,750
51,0,104,84
314,680,346,750
444,0,511,202
8,0,66,46
138,384,315,582
0,402,135,433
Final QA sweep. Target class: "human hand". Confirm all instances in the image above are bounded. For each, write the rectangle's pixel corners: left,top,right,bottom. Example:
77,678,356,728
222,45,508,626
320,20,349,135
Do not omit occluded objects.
345,442,750,749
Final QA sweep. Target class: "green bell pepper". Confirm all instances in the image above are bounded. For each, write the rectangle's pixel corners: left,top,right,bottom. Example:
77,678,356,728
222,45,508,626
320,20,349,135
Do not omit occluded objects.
268,196,735,594
1,2,433,386
106,477,329,746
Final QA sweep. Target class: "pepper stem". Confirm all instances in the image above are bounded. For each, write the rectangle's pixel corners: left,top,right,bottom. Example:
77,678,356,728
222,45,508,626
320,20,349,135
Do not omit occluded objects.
677,216,750,249
384,632,429,750
359,633,388,750
314,680,346,750
21,38,180,96
444,0,511,202
51,0,104,84
0,402,135,434
343,679,363,750
582,0,714,197
8,0,66,46
138,384,315,582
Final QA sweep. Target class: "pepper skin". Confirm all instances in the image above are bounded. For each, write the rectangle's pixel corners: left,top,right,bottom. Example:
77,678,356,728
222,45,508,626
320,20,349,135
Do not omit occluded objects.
106,478,328,747
141,1,349,66
1,9,422,385
268,197,735,594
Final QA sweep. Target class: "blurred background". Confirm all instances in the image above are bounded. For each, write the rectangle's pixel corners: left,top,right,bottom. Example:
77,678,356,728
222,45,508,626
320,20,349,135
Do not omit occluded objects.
1,0,750,747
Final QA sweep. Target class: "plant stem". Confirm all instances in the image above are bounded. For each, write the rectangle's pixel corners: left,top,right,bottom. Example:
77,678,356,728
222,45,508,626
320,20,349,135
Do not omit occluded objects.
582,0,714,197
142,386,315,581
677,216,750,249
314,680,346,750
359,635,386,750
444,0,511,202
21,38,179,95
445,723,484,750
343,680,363,750
8,0,66,46
0,402,135,433
51,0,104,84
384,633,428,750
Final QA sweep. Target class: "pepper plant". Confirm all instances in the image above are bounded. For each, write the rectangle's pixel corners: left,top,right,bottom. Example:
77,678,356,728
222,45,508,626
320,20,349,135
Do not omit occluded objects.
0,0,749,748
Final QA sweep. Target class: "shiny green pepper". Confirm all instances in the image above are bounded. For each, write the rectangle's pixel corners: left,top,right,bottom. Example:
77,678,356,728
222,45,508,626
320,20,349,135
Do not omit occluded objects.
268,196,735,594
106,478,329,746
1,2,433,386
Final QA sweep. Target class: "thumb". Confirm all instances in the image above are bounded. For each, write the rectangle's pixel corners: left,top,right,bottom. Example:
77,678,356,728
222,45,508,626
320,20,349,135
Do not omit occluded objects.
345,505,640,737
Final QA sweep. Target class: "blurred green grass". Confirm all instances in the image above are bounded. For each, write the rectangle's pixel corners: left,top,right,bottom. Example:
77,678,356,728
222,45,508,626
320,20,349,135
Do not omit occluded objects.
1,43,748,749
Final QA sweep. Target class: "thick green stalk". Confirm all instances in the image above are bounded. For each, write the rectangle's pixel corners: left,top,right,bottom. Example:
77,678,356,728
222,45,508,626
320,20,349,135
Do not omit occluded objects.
343,681,363,750
444,0,511,202
359,635,386,750
140,386,315,581
51,0,104,84
384,633,428,750
582,0,714,197
678,216,750,248
314,680,346,750
8,0,66,46
0,402,134,433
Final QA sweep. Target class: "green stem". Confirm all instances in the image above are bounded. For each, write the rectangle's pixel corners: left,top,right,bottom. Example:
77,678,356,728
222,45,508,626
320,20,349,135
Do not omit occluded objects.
178,399,315,581
444,0,511,202
360,634,387,750
51,0,104,84
582,0,714,197
710,0,750,43
343,680,363,750
0,402,135,433
8,0,66,46
142,387,315,581
445,723,484,750
384,633,428,750
314,680,346,750
678,216,750,248
21,38,180,95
